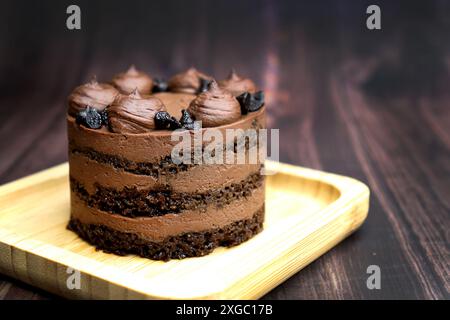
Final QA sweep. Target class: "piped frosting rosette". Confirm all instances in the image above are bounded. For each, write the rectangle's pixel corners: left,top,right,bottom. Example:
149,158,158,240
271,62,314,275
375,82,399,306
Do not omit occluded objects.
68,77,119,116
108,89,166,133
218,70,257,96
112,65,154,94
168,67,212,94
187,80,241,127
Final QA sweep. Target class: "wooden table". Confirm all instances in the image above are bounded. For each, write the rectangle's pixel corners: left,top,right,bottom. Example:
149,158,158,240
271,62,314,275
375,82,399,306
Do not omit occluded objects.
0,0,448,299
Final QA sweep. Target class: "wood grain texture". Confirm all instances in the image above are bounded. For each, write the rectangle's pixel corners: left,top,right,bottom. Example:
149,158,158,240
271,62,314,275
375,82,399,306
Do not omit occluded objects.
0,161,369,299
0,0,449,299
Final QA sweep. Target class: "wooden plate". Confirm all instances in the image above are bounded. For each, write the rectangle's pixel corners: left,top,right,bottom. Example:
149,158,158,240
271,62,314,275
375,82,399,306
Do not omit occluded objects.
0,161,369,299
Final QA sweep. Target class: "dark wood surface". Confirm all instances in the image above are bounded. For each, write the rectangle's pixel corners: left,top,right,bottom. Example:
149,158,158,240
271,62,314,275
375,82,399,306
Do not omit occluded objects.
0,0,449,300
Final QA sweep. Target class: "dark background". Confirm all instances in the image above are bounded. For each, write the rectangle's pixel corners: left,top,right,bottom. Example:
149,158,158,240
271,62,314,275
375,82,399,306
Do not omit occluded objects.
0,0,449,299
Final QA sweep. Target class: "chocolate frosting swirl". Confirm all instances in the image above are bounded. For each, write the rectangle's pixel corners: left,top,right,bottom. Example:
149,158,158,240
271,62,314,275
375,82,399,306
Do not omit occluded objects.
168,67,212,93
112,65,154,94
218,70,257,96
187,80,241,127
68,77,119,116
108,89,166,133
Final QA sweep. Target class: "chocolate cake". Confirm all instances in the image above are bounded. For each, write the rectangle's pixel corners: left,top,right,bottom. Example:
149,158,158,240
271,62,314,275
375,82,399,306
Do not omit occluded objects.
67,66,266,261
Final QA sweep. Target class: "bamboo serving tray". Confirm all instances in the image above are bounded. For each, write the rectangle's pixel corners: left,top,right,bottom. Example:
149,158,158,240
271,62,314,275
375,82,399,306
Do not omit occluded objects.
0,161,369,299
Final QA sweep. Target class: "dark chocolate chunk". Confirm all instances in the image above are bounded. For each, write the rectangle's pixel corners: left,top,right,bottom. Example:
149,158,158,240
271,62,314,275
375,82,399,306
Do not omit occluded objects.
237,91,265,114
198,78,212,94
179,109,200,130
154,111,182,130
76,106,103,129
237,92,251,115
152,78,168,93
154,111,171,129
180,109,193,125
251,91,265,110
75,109,88,125
100,109,108,126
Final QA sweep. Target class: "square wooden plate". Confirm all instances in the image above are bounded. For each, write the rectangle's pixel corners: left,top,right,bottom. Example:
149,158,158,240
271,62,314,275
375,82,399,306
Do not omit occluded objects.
0,161,369,299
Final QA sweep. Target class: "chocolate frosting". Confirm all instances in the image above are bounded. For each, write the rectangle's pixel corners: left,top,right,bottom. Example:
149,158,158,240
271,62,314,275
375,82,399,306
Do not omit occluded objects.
218,70,257,96
108,89,166,134
70,151,261,194
187,80,241,127
67,106,265,163
168,67,212,93
112,65,154,94
67,77,119,116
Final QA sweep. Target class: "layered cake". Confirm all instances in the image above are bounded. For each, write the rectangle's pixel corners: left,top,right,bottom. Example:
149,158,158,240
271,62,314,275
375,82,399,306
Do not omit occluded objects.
67,66,266,260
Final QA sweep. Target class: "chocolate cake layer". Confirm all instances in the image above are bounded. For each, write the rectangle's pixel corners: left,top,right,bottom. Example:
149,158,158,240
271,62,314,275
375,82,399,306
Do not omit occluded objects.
70,171,262,217
70,185,264,242
67,206,264,261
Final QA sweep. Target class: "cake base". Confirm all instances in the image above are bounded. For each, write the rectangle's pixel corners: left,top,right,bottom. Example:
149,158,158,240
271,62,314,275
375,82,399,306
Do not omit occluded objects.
67,207,264,261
